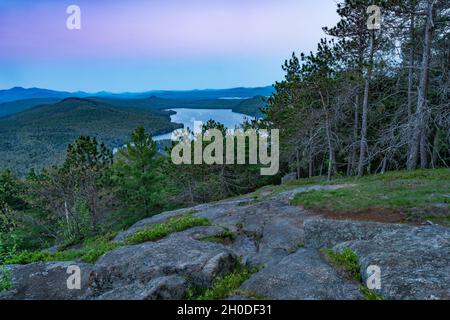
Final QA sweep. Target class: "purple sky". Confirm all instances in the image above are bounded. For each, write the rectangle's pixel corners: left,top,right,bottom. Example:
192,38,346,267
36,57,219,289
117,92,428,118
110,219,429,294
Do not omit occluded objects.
0,0,340,92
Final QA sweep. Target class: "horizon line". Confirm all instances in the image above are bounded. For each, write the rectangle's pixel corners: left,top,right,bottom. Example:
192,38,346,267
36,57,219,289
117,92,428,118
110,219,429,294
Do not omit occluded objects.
1,85,275,95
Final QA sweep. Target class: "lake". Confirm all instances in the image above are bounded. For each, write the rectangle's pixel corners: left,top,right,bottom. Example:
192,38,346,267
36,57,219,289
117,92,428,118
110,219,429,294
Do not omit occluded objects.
153,108,250,141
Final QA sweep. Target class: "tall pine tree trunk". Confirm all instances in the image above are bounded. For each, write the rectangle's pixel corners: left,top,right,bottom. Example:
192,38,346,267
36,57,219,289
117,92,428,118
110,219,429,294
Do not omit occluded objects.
407,8,416,117
326,123,335,181
358,31,375,176
408,0,435,170
349,93,359,176
420,132,429,168
320,91,335,181
407,8,416,163
431,129,440,168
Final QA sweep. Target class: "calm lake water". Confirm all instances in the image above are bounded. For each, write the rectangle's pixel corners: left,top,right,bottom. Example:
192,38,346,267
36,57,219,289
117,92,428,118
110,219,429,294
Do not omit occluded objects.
153,108,250,141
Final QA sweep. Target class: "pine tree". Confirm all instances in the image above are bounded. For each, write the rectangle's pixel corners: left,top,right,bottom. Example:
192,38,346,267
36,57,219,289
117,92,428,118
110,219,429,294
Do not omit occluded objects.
112,127,163,218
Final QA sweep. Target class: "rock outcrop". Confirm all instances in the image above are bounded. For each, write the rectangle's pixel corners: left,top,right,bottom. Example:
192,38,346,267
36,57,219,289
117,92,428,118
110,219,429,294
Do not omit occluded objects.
0,262,92,300
86,226,237,300
1,184,450,300
333,225,450,300
242,249,362,300
303,218,409,249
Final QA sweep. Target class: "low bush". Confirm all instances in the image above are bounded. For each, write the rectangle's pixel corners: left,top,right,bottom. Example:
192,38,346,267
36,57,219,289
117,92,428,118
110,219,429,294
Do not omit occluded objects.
126,214,211,244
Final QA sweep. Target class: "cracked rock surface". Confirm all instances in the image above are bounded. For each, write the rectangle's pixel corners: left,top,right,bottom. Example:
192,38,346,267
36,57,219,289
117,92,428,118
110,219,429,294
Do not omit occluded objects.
242,249,362,300
86,226,237,300
0,262,92,300
2,184,450,300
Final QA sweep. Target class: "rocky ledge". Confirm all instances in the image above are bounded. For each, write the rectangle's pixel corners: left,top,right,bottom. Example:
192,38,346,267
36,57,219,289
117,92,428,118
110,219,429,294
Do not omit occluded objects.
1,185,449,300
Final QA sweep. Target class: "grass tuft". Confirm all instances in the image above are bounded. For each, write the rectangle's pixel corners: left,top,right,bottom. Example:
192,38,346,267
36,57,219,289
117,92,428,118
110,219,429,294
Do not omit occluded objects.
188,261,259,300
0,266,12,293
199,230,236,245
321,247,361,281
3,240,120,265
359,286,384,300
322,248,386,300
126,214,211,244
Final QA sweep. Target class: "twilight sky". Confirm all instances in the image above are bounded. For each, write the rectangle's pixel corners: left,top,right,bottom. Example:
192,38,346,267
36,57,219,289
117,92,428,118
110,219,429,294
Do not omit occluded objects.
0,0,340,92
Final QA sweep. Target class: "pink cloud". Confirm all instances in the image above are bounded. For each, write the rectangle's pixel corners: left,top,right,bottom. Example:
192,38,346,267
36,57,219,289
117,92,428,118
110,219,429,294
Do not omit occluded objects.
0,0,339,59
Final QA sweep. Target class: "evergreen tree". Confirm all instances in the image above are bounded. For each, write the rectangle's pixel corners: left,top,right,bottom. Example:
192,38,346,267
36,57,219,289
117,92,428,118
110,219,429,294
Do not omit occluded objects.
111,127,163,218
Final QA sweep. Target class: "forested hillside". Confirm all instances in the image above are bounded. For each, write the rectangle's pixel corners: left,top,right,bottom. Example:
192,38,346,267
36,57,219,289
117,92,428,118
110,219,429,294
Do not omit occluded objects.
0,98,61,117
0,98,181,176
87,95,267,117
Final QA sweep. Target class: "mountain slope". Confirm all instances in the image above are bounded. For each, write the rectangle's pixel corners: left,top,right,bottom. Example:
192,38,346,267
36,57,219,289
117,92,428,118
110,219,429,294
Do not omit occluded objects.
88,96,267,117
0,98,61,117
135,86,274,100
0,98,181,175
0,87,89,103
0,96,267,119
0,89,269,118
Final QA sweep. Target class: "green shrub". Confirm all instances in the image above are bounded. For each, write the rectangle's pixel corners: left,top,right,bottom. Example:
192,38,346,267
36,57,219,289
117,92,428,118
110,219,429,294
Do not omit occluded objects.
4,250,80,265
4,238,120,265
78,242,121,263
322,248,385,300
199,230,236,244
189,262,258,300
126,214,211,244
3,215,211,265
0,266,12,293
322,247,361,281
360,286,384,300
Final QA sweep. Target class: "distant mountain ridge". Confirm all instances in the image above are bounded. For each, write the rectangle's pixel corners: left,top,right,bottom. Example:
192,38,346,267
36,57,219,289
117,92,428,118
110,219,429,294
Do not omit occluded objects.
0,87,91,103
0,98,62,117
0,86,274,103
86,95,267,118
0,92,269,118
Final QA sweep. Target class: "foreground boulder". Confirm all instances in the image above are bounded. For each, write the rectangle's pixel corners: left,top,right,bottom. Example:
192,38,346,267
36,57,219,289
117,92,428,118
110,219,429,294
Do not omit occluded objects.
242,249,362,300
304,218,408,249
86,226,238,300
115,197,309,268
194,199,307,267
0,262,92,300
87,275,188,300
333,225,450,300
114,207,192,242
113,198,257,242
